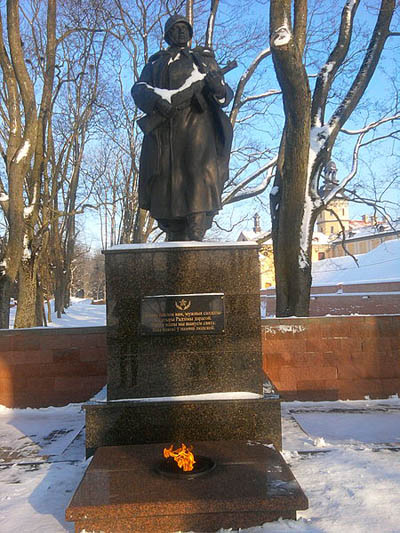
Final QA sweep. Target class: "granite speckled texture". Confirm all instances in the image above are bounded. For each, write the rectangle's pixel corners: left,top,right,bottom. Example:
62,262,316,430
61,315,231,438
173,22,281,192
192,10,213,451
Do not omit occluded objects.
103,243,263,399
66,441,308,533
85,396,281,457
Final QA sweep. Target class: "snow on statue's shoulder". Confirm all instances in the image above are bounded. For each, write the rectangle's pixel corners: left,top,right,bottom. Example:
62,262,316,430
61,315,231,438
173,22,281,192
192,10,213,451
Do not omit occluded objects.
137,63,206,104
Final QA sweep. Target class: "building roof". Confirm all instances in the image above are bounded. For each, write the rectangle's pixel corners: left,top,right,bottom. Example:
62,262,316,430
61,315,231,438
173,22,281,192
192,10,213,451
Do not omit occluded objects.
331,219,400,244
237,230,271,243
238,229,330,246
312,231,330,245
312,239,400,285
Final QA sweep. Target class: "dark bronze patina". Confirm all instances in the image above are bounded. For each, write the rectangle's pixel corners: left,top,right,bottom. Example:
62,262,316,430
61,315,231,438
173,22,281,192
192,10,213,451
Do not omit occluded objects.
131,15,235,241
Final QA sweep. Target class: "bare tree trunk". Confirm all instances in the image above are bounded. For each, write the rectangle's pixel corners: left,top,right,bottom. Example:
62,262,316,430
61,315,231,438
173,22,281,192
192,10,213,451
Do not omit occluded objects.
46,299,51,323
14,261,38,328
269,0,311,316
35,275,45,326
269,0,395,316
0,277,11,329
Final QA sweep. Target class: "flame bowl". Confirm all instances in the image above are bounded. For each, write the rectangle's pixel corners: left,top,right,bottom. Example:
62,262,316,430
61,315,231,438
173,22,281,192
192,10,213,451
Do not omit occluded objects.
155,456,216,480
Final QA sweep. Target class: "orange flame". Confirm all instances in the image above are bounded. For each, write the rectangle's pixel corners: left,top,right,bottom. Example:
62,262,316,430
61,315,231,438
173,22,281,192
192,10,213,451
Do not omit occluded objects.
163,443,196,472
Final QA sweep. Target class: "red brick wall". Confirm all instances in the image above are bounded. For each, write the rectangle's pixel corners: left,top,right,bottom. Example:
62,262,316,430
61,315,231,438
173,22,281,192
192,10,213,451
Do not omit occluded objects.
2,316,399,407
0,327,107,408
262,315,400,400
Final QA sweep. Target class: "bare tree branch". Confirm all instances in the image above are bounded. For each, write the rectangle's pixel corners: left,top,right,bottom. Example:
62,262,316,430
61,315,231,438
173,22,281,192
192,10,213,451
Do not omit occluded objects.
205,0,220,49
222,157,277,205
326,207,359,265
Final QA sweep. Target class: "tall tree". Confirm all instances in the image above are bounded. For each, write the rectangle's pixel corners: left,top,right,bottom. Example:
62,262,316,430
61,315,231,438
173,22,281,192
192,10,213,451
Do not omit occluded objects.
0,0,110,326
269,0,397,316
0,0,56,328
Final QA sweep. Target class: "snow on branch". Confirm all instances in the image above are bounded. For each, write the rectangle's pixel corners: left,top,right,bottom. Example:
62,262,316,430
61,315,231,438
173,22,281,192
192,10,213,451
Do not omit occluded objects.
322,114,400,206
240,90,281,107
341,113,400,135
328,0,395,134
271,22,292,48
205,0,220,49
311,0,360,127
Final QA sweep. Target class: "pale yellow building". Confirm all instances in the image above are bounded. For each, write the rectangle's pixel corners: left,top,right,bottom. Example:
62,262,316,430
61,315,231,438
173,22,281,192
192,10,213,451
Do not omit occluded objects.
316,197,350,236
329,218,400,257
316,169,400,257
238,214,330,288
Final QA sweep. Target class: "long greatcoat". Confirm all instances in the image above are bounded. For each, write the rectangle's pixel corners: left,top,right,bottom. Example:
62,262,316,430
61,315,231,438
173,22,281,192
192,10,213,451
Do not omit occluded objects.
131,46,233,222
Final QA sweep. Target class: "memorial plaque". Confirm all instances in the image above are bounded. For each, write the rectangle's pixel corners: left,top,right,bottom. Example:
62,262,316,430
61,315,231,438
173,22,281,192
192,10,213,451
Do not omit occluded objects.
140,293,225,335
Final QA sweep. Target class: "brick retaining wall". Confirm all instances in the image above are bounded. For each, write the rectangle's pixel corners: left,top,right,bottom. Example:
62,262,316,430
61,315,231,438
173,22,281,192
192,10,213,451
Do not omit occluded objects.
0,327,107,408
262,315,400,400
1,316,399,407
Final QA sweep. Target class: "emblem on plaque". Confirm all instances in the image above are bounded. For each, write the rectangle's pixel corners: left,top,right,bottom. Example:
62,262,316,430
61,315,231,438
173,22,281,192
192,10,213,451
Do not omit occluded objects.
140,294,224,335
175,298,191,311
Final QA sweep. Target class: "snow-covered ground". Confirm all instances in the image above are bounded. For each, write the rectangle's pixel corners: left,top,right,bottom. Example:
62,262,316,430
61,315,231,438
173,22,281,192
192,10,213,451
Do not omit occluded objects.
1,392,400,533
3,275,400,531
9,298,106,329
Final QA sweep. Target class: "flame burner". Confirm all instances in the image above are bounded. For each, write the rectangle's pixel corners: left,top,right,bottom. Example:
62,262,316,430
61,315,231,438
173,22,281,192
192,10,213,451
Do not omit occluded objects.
155,456,216,479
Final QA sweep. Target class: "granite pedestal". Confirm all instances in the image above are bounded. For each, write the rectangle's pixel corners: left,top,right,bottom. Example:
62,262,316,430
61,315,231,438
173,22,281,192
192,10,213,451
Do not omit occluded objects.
67,242,307,532
66,441,308,533
85,242,282,455
104,242,264,399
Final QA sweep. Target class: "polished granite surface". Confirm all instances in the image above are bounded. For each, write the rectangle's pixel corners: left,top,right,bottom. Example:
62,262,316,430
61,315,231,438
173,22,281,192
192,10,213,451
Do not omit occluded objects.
104,244,264,400
66,440,308,533
84,396,282,456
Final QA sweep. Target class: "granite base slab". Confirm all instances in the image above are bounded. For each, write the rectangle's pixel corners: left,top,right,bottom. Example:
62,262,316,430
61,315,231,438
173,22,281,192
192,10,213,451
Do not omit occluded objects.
85,396,282,457
66,440,308,533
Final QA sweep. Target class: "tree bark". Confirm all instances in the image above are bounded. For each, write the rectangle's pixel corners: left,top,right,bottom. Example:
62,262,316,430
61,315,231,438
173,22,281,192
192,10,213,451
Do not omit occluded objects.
269,0,395,317
14,262,38,328
269,0,312,316
0,276,11,329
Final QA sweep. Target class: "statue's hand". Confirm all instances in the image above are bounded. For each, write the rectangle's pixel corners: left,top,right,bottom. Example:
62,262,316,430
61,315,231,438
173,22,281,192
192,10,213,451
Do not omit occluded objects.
155,99,174,118
205,71,226,99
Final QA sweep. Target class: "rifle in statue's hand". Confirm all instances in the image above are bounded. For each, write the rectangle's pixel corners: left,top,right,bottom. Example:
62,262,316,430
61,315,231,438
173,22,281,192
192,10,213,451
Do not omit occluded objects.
137,60,237,135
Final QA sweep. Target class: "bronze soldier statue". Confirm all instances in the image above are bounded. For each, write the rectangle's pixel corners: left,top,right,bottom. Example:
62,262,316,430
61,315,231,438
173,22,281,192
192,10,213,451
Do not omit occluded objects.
131,14,234,241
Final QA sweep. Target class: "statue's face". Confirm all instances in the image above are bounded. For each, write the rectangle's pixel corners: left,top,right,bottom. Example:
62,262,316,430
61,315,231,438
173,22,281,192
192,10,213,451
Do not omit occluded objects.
168,22,190,47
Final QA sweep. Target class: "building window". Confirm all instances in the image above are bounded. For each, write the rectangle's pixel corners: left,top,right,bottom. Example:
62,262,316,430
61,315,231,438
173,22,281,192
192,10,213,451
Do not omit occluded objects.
342,208,345,215
318,252,326,260
330,226,334,233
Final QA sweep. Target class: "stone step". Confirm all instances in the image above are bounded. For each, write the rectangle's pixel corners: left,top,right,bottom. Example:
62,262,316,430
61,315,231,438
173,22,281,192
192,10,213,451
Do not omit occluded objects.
85,396,282,457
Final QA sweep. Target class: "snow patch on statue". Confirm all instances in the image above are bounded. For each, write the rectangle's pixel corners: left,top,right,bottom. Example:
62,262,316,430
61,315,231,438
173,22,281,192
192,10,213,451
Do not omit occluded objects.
137,63,206,104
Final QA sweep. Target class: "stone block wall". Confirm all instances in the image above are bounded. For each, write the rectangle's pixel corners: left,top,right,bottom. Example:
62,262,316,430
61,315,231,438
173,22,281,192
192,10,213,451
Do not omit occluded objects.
0,327,106,408
1,315,399,407
262,315,400,400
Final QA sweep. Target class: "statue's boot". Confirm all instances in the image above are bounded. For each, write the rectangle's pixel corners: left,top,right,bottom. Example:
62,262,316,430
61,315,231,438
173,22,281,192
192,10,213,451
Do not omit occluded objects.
166,229,189,241
187,213,207,241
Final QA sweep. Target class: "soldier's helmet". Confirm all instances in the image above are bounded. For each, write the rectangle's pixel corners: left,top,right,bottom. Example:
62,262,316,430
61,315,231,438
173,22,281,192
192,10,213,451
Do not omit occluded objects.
164,14,193,44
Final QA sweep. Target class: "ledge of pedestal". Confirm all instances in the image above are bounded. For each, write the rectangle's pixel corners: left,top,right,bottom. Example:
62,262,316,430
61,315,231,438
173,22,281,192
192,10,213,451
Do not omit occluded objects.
102,241,259,254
